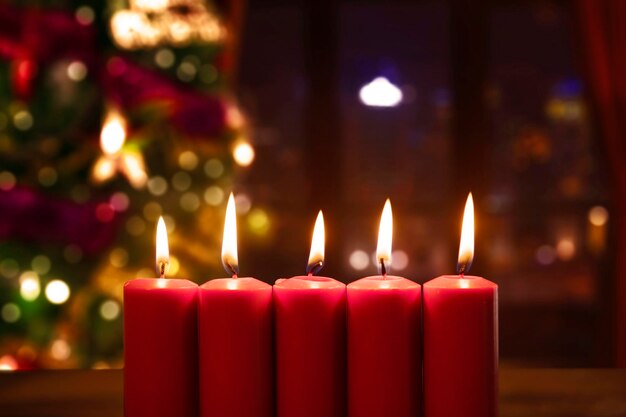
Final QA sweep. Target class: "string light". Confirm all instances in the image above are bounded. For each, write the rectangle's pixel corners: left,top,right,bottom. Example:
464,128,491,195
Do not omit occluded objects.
110,0,226,50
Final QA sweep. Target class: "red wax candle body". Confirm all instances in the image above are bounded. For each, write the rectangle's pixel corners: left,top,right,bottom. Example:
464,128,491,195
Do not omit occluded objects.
198,277,273,417
274,276,347,417
124,278,198,417
347,275,422,417
423,275,498,417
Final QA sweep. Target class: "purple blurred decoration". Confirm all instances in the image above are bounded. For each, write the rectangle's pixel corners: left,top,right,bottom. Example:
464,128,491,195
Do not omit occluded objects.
0,187,119,255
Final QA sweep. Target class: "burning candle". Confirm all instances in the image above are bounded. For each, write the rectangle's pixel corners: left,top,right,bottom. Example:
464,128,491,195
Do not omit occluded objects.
124,216,198,417
347,199,422,417
274,211,347,417
423,193,498,417
198,193,273,417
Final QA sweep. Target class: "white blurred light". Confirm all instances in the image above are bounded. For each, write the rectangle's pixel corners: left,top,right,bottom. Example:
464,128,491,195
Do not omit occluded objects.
67,61,88,81
20,271,41,301
45,280,70,304
349,250,369,271
391,250,409,271
359,77,403,107
233,142,255,167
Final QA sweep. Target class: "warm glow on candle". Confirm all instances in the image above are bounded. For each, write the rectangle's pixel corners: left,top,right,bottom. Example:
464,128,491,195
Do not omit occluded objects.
156,216,170,278
376,198,393,275
306,211,325,275
221,192,239,276
100,110,127,156
457,193,475,275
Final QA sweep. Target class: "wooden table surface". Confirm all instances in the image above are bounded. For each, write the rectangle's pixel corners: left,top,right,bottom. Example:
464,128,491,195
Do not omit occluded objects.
0,368,625,417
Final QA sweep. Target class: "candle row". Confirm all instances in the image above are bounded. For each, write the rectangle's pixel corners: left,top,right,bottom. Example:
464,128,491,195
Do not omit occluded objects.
124,194,498,417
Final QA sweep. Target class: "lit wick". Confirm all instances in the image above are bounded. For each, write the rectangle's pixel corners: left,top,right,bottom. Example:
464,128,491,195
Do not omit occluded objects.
376,199,393,278
222,193,240,279
306,211,325,276
378,258,388,277
456,193,475,277
155,216,170,279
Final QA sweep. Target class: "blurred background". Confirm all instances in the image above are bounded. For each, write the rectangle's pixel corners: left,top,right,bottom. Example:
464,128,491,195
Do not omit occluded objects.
0,0,624,370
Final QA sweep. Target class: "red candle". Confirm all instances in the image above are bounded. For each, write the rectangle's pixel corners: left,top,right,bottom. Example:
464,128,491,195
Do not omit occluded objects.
423,194,498,417
198,193,273,417
124,217,198,417
274,212,347,417
347,199,422,417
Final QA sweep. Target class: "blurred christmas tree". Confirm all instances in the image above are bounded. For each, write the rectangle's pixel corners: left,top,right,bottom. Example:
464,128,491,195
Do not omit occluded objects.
0,0,252,369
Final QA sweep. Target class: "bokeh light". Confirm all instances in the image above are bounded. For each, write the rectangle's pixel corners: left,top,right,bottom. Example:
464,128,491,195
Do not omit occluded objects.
349,250,370,271
45,280,71,305
233,142,255,166
19,271,41,301
100,300,121,321
588,206,609,227
1,303,21,323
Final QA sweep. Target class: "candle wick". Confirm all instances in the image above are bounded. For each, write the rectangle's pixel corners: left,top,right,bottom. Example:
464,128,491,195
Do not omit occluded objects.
159,261,166,279
379,258,387,278
224,261,239,278
307,272,313,277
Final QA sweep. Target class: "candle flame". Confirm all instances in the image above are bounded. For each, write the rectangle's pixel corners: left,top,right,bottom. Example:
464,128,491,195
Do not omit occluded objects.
306,211,325,275
100,109,127,155
457,193,475,275
155,216,170,278
221,193,239,276
376,199,393,275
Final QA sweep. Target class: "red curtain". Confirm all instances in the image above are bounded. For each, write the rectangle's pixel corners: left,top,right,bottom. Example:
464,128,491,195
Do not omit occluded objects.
577,0,626,367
